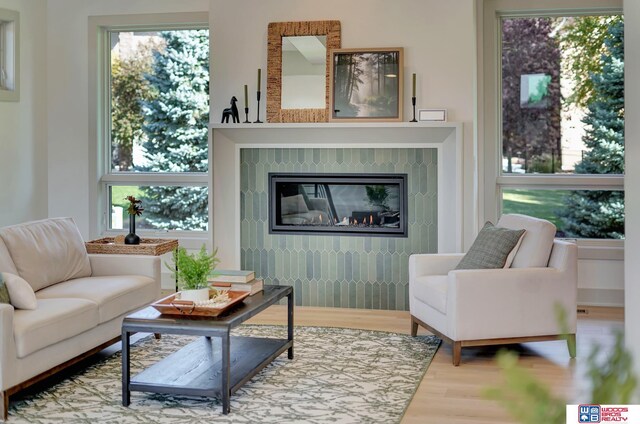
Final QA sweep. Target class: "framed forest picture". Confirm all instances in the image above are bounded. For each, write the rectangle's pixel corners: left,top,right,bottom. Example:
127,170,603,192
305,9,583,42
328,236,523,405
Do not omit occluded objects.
329,48,403,122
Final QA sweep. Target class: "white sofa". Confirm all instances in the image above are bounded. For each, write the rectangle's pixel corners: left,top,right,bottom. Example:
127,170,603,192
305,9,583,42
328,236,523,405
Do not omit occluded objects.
0,218,161,419
409,214,578,365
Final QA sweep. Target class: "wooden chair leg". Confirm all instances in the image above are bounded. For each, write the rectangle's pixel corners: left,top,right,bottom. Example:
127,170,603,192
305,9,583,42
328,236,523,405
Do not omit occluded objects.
567,334,576,358
410,317,418,337
1,389,8,421
452,341,462,366
154,333,162,340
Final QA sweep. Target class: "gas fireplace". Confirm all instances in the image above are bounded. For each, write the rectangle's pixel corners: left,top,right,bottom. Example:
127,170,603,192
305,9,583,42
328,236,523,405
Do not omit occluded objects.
269,173,408,237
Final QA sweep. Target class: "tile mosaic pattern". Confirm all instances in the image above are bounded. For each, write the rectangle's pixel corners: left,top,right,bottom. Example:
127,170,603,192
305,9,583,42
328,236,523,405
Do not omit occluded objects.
240,148,437,311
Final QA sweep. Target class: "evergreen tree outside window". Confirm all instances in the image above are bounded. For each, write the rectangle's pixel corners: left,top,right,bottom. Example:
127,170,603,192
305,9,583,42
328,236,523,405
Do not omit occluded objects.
498,14,624,239
105,26,209,232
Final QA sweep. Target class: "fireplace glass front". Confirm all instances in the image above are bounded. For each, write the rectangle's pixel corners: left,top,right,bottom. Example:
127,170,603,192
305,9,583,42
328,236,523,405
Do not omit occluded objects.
269,173,408,237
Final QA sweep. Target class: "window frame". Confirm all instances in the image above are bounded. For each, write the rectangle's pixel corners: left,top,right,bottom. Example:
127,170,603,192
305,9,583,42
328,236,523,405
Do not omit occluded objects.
481,0,624,247
0,7,19,101
88,13,210,242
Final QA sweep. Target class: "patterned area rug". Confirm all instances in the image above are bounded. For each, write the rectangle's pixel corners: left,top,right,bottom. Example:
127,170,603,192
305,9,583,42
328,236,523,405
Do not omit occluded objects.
9,325,439,423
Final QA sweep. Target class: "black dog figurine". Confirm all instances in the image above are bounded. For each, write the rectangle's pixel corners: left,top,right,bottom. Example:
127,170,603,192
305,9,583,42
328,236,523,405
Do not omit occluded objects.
221,96,240,123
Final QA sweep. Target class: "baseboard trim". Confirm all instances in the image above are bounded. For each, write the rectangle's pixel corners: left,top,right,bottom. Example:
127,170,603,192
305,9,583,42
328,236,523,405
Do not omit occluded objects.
578,288,624,307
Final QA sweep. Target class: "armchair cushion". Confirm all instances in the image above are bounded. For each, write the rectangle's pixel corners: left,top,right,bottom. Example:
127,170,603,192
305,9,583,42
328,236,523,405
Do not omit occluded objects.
0,218,91,291
497,214,556,268
412,275,447,314
455,222,525,270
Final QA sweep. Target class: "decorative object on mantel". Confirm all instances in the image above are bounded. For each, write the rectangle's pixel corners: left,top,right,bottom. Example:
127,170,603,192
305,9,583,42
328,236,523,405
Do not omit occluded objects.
243,84,250,123
168,245,221,302
221,96,240,123
254,68,263,123
418,109,448,122
267,20,342,123
410,73,418,122
124,195,143,245
329,48,404,122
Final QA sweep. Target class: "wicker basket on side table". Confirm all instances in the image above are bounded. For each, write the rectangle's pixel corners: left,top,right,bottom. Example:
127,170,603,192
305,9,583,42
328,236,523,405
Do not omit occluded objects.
85,237,178,256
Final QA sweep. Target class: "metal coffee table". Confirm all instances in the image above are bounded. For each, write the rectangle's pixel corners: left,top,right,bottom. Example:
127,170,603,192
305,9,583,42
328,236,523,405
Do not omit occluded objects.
121,285,293,414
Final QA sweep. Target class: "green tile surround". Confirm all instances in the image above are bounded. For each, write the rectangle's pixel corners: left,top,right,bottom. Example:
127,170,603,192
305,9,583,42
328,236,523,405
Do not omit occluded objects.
240,148,437,311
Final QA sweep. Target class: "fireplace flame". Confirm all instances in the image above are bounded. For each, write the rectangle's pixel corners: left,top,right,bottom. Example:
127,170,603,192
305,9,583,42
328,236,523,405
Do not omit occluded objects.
370,214,373,225
319,215,323,223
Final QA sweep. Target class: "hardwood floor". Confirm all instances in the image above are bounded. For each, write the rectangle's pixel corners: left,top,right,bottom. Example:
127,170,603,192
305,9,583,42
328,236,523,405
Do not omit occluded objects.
247,305,624,424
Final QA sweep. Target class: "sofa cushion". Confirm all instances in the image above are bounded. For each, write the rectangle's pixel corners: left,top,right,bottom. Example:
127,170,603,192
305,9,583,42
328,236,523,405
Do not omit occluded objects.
497,214,556,268
2,272,37,309
455,222,526,270
36,275,156,324
13,298,99,358
0,217,91,291
0,237,18,275
412,275,448,314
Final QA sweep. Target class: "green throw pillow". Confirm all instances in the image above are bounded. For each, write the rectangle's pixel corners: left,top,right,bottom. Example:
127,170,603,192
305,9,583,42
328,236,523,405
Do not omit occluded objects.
0,273,10,304
455,222,526,270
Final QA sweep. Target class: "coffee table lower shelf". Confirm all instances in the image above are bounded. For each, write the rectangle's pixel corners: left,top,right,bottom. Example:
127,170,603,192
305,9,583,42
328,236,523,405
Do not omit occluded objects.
129,336,291,399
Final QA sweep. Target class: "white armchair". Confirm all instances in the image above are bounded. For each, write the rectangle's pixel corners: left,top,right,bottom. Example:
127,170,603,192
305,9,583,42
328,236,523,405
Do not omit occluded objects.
409,214,577,366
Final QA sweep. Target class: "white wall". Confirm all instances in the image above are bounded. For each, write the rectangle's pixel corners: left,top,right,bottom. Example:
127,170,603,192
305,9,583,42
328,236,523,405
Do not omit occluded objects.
210,0,478,249
45,0,477,247
0,0,47,227
624,0,640,371
46,0,209,239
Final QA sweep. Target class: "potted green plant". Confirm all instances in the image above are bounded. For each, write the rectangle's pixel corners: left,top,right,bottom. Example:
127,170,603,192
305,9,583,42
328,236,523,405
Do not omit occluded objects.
169,245,220,302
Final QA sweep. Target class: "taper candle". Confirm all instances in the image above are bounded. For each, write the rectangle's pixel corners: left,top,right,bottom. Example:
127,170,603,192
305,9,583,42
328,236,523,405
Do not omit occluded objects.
412,73,416,97
244,84,248,108
257,68,262,90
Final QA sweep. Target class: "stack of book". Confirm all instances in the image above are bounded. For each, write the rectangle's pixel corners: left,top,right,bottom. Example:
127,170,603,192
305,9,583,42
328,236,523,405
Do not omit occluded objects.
208,270,263,295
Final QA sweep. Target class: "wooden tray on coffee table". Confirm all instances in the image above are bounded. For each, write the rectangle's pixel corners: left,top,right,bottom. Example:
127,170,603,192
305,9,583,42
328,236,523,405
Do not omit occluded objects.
151,289,250,317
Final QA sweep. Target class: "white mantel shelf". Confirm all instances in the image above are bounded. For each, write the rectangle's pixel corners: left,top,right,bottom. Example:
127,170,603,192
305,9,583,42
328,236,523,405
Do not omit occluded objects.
211,122,462,147
211,123,464,268
211,122,461,129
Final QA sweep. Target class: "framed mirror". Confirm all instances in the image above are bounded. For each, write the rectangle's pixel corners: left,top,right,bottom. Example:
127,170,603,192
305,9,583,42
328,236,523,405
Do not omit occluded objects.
267,20,341,123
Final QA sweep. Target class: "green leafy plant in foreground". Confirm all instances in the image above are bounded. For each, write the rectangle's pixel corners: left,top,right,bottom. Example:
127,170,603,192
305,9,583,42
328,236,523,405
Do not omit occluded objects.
168,245,220,291
485,305,637,424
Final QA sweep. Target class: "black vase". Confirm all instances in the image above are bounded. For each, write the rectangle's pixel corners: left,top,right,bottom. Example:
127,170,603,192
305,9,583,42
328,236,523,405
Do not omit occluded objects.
124,214,140,245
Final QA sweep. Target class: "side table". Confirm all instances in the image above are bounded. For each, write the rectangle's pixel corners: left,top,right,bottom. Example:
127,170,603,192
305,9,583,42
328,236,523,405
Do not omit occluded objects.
86,237,179,291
